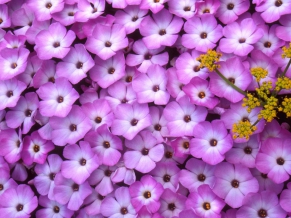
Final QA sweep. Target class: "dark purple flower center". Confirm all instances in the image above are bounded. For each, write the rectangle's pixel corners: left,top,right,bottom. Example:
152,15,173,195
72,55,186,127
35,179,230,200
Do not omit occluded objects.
72,183,79,191
31,72,35,78
132,16,138,22
198,91,206,99
144,53,152,60
203,8,210,13
180,84,184,90
275,0,283,6
193,65,200,72
79,158,86,166
142,148,149,155
46,2,52,9
210,139,217,146
258,209,268,217
49,173,56,180
203,202,211,210
105,170,112,177
68,12,74,16
11,63,17,69
159,29,166,35
103,141,110,148
261,173,268,179
227,3,234,10
33,144,40,153
57,96,64,103
198,174,206,182
165,151,173,158
16,140,20,148
200,32,207,39
126,76,132,82
183,141,190,149
264,41,272,48
152,85,159,92
239,38,246,43
76,61,83,69
98,194,105,200
154,124,162,131
0,184,3,190
95,116,102,123
168,203,176,211
231,179,239,188
131,119,138,126
228,77,235,84
49,77,55,83
0,18,3,24
184,6,191,11
244,146,252,154
108,67,115,74
70,124,77,132
120,207,128,214
105,41,112,47
154,0,160,2
16,204,23,211
6,90,13,97
25,109,32,117
163,174,171,182
53,206,60,213
53,42,60,48
277,157,285,165
184,115,191,123
121,98,127,103
143,191,151,198
242,117,249,122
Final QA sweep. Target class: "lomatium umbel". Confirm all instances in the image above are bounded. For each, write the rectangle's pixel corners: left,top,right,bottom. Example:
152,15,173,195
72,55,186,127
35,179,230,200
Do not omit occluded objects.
197,43,291,140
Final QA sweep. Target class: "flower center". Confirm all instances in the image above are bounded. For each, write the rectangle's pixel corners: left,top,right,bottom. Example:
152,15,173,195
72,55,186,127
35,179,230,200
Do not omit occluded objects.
11,63,17,69
103,141,110,148
57,96,63,103
31,72,35,78
53,206,60,213
108,67,115,74
46,2,52,9
154,0,160,2
180,84,184,90
244,146,252,154
16,204,23,211
258,209,268,217
239,38,246,43
200,32,207,39
105,41,112,47
53,42,60,48
163,174,171,182
277,157,285,165
25,109,32,117
183,141,189,149
152,85,159,92
159,29,166,36
33,144,40,153
144,53,152,60
95,116,102,123
0,184,3,190
264,41,272,48
105,170,112,177
49,77,55,83
198,174,206,182
231,179,239,188
165,151,173,158
131,119,138,126
154,124,162,131
193,65,200,72
98,194,105,200
275,0,283,6
76,61,83,69
203,202,211,210
210,139,217,146
120,207,128,214
184,6,191,11
0,18,3,24
49,173,56,180
126,76,132,82
70,124,77,132
72,183,79,191
142,148,149,155
68,12,74,16
121,98,127,103
143,191,151,198
198,92,206,99
16,140,20,148
242,117,249,122
227,3,234,10
79,158,86,166
6,90,13,97
184,115,191,123
203,8,210,13
261,173,268,179
168,203,176,211
228,77,235,84
132,16,138,22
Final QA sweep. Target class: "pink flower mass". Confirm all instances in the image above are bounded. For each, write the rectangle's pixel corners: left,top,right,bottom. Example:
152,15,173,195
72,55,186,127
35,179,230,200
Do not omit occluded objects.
1,0,291,217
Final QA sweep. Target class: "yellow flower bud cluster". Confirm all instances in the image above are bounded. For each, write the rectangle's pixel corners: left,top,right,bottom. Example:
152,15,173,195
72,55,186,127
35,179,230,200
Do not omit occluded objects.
258,96,278,122
279,97,291,117
275,77,291,91
282,43,291,59
232,120,257,140
196,50,222,72
251,67,268,82
255,81,273,100
242,93,261,113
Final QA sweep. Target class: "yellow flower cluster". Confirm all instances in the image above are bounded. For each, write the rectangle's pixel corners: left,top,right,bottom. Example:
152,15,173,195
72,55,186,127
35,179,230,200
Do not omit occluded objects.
251,67,268,82
282,43,291,59
258,96,278,122
242,93,261,113
255,81,273,100
275,77,291,91
196,50,222,72
232,120,257,140
279,97,291,117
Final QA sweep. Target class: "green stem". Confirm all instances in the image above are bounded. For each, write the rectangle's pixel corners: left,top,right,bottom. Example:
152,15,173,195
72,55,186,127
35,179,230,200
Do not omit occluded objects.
281,58,291,78
250,119,260,128
214,69,247,96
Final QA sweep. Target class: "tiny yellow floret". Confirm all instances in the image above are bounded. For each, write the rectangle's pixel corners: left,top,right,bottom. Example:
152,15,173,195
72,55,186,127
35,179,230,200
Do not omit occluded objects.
282,43,291,59
232,120,257,140
196,50,222,72
242,93,261,113
280,97,291,118
251,67,268,82
275,77,291,91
